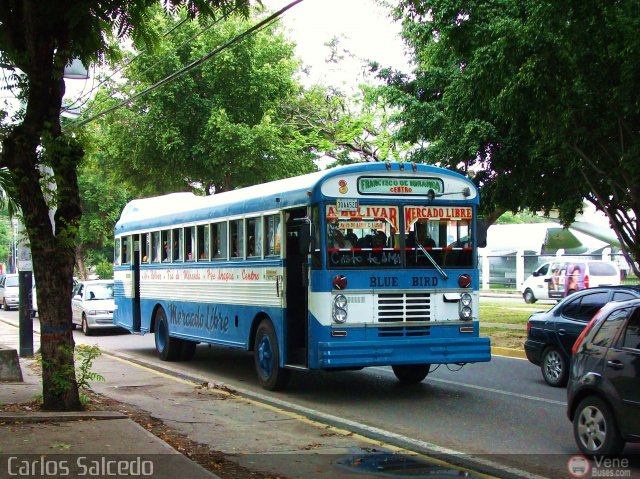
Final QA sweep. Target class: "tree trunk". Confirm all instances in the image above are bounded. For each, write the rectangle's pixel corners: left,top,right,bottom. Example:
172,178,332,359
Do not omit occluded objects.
1,47,83,411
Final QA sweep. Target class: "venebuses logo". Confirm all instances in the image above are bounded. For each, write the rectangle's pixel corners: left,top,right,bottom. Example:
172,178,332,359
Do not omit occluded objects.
567,455,590,478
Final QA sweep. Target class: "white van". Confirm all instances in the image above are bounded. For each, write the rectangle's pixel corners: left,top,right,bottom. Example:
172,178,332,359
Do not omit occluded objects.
521,260,620,303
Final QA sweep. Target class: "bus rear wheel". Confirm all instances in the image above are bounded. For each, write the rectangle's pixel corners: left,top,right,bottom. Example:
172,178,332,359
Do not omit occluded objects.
392,364,430,384
254,320,290,391
155,308,181,361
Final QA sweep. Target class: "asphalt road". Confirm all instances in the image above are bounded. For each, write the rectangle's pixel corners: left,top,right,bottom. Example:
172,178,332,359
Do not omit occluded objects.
4,308,639,479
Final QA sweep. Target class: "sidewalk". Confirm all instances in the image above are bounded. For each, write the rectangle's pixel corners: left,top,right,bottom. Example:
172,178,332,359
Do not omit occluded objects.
0,320,492,479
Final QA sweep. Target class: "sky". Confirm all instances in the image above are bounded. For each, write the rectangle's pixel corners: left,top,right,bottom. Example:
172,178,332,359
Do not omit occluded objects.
263,0,410,89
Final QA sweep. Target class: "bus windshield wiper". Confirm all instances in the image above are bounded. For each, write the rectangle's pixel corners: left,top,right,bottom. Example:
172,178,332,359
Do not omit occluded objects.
416,242,448,279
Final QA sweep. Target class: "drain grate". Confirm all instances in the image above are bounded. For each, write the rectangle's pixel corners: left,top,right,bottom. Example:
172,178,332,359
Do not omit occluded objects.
335,453,478,478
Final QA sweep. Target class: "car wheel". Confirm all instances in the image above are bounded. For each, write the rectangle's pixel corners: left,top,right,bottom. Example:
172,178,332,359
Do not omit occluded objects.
573,396,625,456
523,289,537,304
154,308,181,361
3,299,9,311
541,347,568,387
81,316,92,336
392,364,430,384
254,320,290,391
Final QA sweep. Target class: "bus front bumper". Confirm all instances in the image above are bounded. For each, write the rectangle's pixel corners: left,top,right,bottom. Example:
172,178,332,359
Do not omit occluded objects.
316,336,491,369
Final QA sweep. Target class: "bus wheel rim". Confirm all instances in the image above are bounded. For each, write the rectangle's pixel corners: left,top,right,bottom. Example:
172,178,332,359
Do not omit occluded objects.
156,321,166,351
257,335,273,377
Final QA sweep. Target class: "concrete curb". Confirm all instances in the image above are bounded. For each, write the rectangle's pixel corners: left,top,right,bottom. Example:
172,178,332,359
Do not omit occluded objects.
492,346,527,359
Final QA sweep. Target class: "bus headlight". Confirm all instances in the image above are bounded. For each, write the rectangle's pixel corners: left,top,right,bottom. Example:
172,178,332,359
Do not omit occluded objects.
459,293,473,321
334,294,347,309
333,307,348,323
460,293,472,307
460,306,473,321
333,294,348,323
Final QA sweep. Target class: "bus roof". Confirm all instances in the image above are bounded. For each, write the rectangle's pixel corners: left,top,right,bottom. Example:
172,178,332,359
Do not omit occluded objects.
115,162,477,235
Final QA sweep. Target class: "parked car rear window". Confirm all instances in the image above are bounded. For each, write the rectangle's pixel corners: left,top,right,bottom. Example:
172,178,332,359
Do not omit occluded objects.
592,308,629,348
589,262,618,276
563,291,609,321
613,291,639,302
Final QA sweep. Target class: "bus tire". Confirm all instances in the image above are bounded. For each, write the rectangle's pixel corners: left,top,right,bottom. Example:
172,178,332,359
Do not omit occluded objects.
392,364,430,384
254,320,290,391
180,340,197,361
155,308,181,361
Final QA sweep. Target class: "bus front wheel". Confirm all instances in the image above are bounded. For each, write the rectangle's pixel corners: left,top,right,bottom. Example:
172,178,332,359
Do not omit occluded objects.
254,320,290,391
392,364,430,384
155,309,181,361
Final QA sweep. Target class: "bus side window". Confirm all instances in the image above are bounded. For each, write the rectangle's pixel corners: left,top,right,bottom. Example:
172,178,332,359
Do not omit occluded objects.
140,233,149,263
185,226,195,261
172,228,183,261
122,236,130,264
151,231,161,263
247,217,262,258
212,222,227,260
197,224,209,260
265,214,281,257
230,220,244,258
161,230,170,262
114,239,121,266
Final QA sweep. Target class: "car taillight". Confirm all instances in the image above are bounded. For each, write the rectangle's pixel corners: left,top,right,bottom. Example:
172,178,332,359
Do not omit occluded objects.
572,314,599,355
584,274,589,289
527,320,531,336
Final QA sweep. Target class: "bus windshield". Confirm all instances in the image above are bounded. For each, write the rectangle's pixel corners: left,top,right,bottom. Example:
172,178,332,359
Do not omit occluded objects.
405,216,473,268
326,204,401,268
326,204,473,269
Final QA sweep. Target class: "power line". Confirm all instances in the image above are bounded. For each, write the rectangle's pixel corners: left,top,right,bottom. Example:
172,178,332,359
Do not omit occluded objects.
69,0,305,129
64,17,193,111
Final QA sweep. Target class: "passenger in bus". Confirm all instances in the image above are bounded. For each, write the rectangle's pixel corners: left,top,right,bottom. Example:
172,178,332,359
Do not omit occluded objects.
372,231,387,248
162,242,169,261
345,229,358,246
333,230,354,249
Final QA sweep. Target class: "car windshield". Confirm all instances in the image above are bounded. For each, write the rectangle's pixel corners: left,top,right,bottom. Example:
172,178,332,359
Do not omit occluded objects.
85,283,113,300
5,276,18,287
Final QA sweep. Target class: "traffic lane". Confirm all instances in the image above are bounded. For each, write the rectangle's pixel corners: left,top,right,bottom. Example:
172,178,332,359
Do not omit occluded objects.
428,355,568,405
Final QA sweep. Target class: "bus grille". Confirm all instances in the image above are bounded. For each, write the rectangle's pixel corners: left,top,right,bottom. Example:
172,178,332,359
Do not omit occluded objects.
377,326,431,337
376,293,431,323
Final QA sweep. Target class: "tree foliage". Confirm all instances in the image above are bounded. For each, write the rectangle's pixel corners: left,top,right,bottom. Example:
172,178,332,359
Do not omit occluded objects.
380,0,640,274
94,12,317,195
0,0,252,411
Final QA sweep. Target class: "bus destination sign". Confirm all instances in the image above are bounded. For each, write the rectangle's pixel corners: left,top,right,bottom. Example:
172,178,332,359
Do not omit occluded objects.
358,176,444,196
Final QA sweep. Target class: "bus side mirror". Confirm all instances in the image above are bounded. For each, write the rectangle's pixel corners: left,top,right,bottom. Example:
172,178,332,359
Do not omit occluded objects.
477,220,487,248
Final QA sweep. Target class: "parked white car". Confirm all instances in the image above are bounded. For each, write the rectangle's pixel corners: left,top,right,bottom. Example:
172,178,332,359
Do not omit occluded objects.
521,260,620,303
72,280,116,335
0,274,20,310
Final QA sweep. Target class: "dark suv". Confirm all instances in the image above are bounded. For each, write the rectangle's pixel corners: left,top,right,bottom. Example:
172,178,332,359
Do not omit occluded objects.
567,298,640,456
524,286,640,387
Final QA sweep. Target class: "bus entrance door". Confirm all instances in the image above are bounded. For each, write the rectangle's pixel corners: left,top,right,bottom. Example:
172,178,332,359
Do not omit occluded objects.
131,238,141,333
285,214,309,368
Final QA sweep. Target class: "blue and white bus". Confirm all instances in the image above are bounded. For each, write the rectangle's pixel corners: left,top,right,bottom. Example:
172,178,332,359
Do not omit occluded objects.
113,162,491,390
